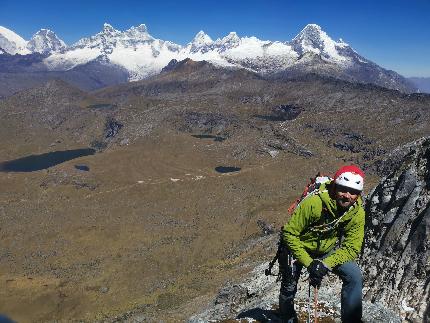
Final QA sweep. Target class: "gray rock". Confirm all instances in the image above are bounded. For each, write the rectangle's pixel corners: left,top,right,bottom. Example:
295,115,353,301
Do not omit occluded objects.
361,136,430,322
189,261,401,322
215,284,249,306
268,150,279,158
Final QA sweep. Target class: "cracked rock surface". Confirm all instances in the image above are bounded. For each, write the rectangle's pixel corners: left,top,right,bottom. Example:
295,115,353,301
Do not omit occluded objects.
361,136,430,322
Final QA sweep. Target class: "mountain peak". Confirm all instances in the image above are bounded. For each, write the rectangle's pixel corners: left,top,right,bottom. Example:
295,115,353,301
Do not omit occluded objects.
27,28,67,54
302,23,322,32
37,28,51,34
192,31,213,44
224,32,239,40
294,24,350,49
216,32,240,49
132,24,148,33
33,29,57,38
293,23,325,42
125,24,153,41
290,23,348,62
126,24,149,34
103,23,114,30
186,31,213,53
102,23,119,34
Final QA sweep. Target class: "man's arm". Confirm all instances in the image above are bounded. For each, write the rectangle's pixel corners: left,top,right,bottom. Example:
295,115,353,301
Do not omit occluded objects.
282,197,321,267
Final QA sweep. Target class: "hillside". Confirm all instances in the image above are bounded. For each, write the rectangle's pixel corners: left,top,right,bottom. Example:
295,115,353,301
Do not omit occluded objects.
0,60,429,321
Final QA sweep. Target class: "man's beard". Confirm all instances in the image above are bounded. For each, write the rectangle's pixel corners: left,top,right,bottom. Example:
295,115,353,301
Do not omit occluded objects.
337,197,354,209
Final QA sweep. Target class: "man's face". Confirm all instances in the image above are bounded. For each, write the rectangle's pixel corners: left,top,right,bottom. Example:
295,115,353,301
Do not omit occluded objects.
335,185,361,209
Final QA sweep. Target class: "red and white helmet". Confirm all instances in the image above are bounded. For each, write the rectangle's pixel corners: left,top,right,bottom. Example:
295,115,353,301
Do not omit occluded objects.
334,165,365,192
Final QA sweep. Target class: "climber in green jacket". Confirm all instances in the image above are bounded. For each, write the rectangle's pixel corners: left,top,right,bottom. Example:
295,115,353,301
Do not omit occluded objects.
279,165,365,323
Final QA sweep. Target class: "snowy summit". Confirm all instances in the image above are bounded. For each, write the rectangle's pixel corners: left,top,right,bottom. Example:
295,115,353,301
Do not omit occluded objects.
27,29,67,54
291,23,349,63
0,25,66,55
187,31,213,53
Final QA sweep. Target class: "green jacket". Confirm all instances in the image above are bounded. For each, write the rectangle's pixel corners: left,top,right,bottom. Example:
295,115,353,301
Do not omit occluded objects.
282,181,365,269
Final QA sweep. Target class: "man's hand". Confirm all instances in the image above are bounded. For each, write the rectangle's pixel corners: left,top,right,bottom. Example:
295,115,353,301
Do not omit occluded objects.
307,259,329,288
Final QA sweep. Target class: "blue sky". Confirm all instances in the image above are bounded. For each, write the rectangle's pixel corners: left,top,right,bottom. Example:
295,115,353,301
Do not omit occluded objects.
1,0,429,77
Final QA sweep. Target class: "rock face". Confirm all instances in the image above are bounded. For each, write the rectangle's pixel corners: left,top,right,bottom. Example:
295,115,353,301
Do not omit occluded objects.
361,136,430,322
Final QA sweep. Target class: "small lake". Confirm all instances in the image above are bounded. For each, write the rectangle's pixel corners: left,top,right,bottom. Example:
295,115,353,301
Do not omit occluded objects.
0,148,96,172
75,165,90,171
215,166,241,173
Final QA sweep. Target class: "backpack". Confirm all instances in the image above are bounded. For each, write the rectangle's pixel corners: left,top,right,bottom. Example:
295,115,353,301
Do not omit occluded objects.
264,172,332,278
287,172,332,215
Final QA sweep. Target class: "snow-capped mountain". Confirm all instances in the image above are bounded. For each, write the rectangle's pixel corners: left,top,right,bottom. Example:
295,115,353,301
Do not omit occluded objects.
0,26,31,55
44,23,182,80
186,31,213,54
290,24,350,64
27,29,67,54
0,23,417,92
0,25,66,55
43,22,356,78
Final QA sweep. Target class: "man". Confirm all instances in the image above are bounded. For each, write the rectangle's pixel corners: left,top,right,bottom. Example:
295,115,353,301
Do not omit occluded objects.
279,165,365,323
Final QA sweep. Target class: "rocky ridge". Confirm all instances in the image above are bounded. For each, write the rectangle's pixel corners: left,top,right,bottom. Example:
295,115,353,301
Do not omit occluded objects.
361,136,430,322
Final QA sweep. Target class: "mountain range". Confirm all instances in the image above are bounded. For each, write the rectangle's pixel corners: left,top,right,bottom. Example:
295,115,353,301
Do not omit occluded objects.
0,23,418,95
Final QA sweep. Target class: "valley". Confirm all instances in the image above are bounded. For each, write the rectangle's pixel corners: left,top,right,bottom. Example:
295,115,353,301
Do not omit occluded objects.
0,59,429,321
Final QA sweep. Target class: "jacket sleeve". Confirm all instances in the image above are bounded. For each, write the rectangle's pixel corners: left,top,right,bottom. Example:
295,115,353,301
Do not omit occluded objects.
323,208,365,269
282,197,320,267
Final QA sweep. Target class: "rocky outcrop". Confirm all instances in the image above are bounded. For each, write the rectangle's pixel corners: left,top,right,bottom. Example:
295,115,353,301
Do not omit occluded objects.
361,136,430,322
189,259,401,322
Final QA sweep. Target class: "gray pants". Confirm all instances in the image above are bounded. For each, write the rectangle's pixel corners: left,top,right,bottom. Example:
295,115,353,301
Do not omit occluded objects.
279,260,363,323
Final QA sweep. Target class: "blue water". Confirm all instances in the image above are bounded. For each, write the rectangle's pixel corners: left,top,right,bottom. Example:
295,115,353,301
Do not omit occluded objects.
215,166,241,173
0,148,96,172
75,165,90,171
